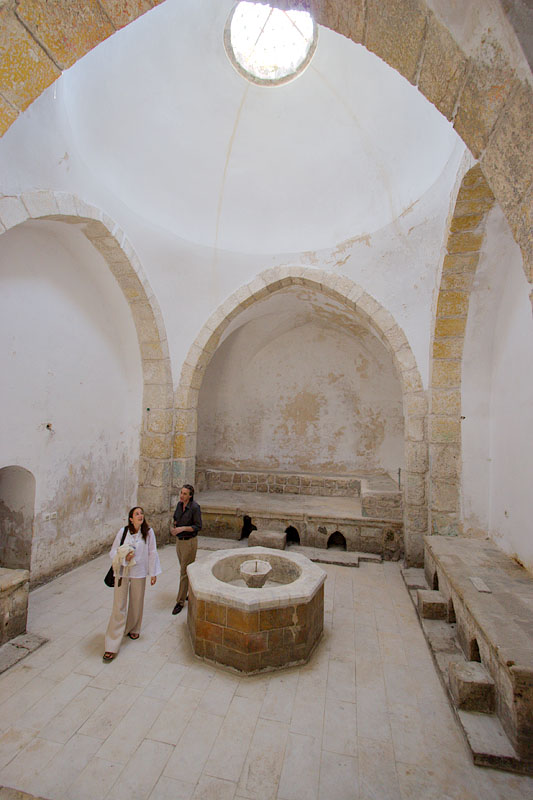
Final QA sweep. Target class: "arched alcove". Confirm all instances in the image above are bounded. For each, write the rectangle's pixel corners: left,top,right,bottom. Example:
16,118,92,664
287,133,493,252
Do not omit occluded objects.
0,466,35,570
0,194,173,581
327,531,347,550
174,267,427,565
196,285,404,477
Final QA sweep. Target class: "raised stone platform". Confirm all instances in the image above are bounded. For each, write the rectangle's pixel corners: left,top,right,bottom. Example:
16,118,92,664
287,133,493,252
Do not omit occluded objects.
196,489,403,560
404,536,533,775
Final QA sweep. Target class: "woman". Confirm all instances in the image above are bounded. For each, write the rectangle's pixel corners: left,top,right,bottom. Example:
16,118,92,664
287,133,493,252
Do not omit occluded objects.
103,506,161,662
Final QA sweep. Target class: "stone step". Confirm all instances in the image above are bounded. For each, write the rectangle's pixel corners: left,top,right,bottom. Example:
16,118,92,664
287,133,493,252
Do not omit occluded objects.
458,710,522,772
401,567,428,591
248,530,286,549
417,589,448,619
449,659,496,713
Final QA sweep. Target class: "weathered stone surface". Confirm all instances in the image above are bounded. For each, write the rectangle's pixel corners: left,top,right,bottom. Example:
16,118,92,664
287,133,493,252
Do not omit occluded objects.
431,360,461,389
431,479,459,513
15,0,115,70
99,0,152,29
439,271,475,292
433,338,464,360
442,251,480,273
436,290,469,317
430,443,460,480
0,6,60,111
450,213,484,233
248,530,287,550
481,81,533,213
405,472,426,506
173,432,197,459
417,589,448,619
365,0,426,85
429,417,461,444
418,12,468,120
505,180,533,281
431,389,461,417
446,232,484,256
146,409,173,434
454,37,518,159
405,441,428,473
433,317,467,339
141,433,173,460
0,93,18,135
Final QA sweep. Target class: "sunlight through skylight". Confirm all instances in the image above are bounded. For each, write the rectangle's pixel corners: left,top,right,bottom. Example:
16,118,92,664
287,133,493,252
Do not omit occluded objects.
225,2,317,85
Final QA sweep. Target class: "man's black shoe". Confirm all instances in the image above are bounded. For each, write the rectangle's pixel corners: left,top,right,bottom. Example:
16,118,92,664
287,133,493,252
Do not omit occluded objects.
172,603,183,615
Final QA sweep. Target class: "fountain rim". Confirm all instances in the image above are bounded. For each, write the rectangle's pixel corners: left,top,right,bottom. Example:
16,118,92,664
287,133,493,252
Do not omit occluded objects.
187,546,326,612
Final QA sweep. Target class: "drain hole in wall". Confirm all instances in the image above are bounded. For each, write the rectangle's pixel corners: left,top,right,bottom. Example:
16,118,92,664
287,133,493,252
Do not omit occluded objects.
327,531,346,550
240,515,257,539
285,525,300,545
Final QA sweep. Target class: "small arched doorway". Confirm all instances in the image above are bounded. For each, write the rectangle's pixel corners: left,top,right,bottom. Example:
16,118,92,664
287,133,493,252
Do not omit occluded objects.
327,531,347,551
0,466,36,571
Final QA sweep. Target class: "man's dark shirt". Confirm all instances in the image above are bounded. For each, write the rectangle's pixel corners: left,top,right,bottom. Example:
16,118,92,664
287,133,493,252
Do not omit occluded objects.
173,499,202,539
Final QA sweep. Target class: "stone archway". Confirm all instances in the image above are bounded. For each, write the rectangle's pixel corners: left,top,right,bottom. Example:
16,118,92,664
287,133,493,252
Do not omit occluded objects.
173,266,427,565
0,191,173,531
0,0,531,281
429,165,496,536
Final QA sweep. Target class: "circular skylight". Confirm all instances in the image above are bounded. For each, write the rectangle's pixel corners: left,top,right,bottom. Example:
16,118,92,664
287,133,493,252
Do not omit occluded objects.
224,2,317,86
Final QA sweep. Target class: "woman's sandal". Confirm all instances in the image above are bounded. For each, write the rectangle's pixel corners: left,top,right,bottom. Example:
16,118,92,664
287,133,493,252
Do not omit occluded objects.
102,652,116,662
127,632,140,640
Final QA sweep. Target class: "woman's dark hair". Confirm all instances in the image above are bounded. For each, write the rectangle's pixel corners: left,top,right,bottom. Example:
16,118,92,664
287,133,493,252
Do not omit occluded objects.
128,506,149,540
182,484,194,500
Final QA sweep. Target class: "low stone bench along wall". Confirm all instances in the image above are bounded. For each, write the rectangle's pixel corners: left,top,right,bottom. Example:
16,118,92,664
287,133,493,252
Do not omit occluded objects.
0,567,29,645
424,535,533,771
196,468,362,497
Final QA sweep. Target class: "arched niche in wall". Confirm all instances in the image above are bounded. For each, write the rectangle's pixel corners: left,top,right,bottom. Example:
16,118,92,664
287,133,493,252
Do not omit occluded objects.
174,267,427,566
196,285,405,478
0,466,35,571
0,192,173,582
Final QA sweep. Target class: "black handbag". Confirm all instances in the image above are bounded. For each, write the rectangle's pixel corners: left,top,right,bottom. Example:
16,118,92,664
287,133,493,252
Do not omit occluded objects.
104,526,128,587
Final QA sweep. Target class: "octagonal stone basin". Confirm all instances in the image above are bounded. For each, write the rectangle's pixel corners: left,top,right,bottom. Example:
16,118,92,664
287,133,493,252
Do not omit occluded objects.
187,547,326,673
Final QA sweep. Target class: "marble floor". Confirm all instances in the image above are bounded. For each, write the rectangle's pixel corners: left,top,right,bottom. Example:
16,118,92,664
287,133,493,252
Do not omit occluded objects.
0,545,532,800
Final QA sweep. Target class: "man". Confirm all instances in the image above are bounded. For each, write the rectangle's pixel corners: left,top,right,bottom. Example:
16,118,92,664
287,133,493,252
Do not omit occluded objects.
171,483,202,615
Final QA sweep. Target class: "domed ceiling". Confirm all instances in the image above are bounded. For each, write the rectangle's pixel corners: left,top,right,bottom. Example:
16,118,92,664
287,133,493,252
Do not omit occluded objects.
61,0,460,255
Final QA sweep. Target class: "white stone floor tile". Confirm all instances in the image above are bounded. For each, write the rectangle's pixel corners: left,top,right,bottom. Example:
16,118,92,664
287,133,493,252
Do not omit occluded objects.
318,750,358,800
191,775,237,800
277,732,321,800
106,738,173,800
63,756,124,800
148,775,195,800
0,546,531,800
163,709,224,784
236,717,289,800
204,695,262,782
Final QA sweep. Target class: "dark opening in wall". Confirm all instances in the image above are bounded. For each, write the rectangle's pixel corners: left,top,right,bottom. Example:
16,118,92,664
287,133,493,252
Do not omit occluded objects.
240,515,257,539
285,526,300,545
448,599,456,624
327,531,346,550
432,571,439,590
470,638,481,662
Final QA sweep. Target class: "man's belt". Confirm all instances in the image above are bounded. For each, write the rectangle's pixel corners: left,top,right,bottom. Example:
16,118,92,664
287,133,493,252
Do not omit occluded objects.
177,533,197,540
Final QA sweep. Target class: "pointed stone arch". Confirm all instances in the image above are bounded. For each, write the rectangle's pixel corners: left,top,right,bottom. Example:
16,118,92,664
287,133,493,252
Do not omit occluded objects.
0,190,173,530
174,266,427,565
0,0,531,280
429,165,496,536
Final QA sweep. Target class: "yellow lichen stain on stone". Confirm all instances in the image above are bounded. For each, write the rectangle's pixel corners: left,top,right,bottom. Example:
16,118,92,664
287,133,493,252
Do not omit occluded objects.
355,408,385,457
280,391,323,439
355,355,369,379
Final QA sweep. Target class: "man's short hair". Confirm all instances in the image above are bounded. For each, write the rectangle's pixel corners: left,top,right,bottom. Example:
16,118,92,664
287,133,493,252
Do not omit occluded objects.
182,483,194,500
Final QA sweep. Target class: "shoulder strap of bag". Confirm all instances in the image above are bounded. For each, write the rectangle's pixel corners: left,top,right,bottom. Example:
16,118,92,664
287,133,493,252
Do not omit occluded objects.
120,525,128,546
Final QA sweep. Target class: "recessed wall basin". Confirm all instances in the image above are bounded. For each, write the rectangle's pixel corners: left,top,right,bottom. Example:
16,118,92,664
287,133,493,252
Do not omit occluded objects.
187,547,326,673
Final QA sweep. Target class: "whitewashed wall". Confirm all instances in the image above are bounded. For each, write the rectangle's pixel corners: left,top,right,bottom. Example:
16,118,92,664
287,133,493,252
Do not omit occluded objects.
462,207,533,571
0,220,143,582
197,288,404,475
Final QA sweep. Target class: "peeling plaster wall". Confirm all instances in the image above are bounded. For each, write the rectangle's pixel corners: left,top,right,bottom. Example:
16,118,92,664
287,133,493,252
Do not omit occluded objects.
0,221,142,583
198,291,404,475
462,206,533,570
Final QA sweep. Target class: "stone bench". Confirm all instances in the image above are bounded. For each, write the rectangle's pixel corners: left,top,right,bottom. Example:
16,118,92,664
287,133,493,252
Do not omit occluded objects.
424,535,533,769
0,568,29,645
248,530,286,550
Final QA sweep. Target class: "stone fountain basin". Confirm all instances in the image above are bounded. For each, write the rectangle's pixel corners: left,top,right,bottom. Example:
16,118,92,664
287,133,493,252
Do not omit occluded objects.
240,558,272,588
187,547,326,673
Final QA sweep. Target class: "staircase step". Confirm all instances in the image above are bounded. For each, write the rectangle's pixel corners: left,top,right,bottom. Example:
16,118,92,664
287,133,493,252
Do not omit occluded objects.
449,660,496,713
417,589,448,619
